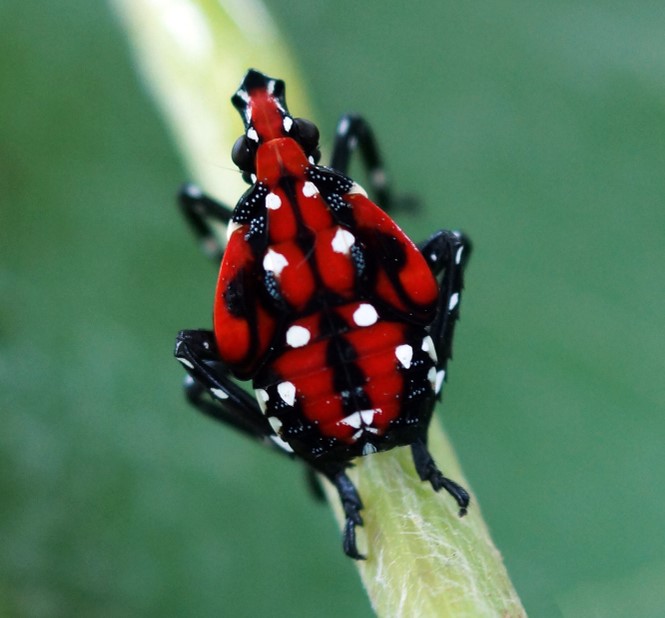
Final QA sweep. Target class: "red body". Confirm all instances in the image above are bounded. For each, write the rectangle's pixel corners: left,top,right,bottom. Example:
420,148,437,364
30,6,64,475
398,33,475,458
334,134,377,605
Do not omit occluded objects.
213,77,441,462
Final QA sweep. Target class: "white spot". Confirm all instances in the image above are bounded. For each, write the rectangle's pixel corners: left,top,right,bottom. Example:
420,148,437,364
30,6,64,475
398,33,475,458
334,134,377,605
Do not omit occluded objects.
302,181,319,197
247,127,259,142
346,182,368,198
265,192,281,210
267,79,276,94
362,442,378,456
250,174,257,183
360,409,376,425
283,116,293,132
337,116,350,136
226,220,243,241
353,303,378,327
270,434,294,453
395,344,413,369
348,136,358,150
255,388,269,413
341,411,362,428
211,388,229,400
235,89,250,103
308,156,315,164
184,184,203,198
427,366,437,389
435,370,445,394
351,429,363,442
268,416,282,433
370,168,387,188
286,325,311,348
263,248,289,276
342,409,377,430
331,228,355,254
448,292,459,311
421,336,438,362
177,357,194,369
277,381,296,406
455,246,464,265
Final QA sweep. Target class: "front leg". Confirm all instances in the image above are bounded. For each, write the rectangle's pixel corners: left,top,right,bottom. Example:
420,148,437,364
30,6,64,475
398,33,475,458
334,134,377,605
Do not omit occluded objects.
178,183,234,262
330,114,392,211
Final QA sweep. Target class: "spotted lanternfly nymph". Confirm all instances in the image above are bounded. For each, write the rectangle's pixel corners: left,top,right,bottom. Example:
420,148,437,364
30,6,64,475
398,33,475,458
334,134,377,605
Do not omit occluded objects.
174,69,472,559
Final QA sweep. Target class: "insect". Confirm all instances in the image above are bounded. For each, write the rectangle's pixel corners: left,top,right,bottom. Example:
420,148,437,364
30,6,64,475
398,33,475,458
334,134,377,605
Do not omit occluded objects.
174,69,471,559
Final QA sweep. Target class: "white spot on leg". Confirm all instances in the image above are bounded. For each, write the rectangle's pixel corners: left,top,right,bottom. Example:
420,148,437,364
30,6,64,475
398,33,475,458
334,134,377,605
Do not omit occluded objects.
270,434,294,453
370,168,387,188
265,192,281,210
183,184,203,198
427,366,437,390
277,381,296,406
211,388,229,400
421,336,438,362
395,344,413,369
353,303,378,327
286,325,311,348
282,116,293,132
455,246,464,265
255,388,269,413
246,127,259,142
448,292,459,311
177,357,194,369
302,181,319,197
435,370,445,394
268,416,282,433
331,227,356,254
337,117,350,136
263,248,289,276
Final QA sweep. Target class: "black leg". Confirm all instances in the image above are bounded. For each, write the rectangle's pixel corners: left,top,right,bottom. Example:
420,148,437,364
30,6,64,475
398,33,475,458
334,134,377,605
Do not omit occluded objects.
317,464,365,560
178,183,234,262
174,329,292,455
330,114,393,211
410,439,469,516
418,230,472,397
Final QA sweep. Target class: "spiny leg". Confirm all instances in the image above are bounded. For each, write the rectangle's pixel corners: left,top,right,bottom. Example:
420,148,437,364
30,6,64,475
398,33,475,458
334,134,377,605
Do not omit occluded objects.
330,114,393,211
318,464,365,560
178,183,234,262
412,231,472,514
418,229,472,395
411,439,469,516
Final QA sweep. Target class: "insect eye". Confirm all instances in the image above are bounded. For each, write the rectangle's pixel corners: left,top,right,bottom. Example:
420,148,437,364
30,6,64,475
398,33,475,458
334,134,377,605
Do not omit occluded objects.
231,135,255,173
293,118,320,153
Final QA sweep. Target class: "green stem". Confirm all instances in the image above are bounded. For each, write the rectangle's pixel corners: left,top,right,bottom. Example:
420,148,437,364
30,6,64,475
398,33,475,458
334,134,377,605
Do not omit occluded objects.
113,1,526,615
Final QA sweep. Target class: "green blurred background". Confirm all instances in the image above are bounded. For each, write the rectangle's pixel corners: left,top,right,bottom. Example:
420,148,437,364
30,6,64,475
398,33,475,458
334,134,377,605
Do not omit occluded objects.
2,1,665,616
